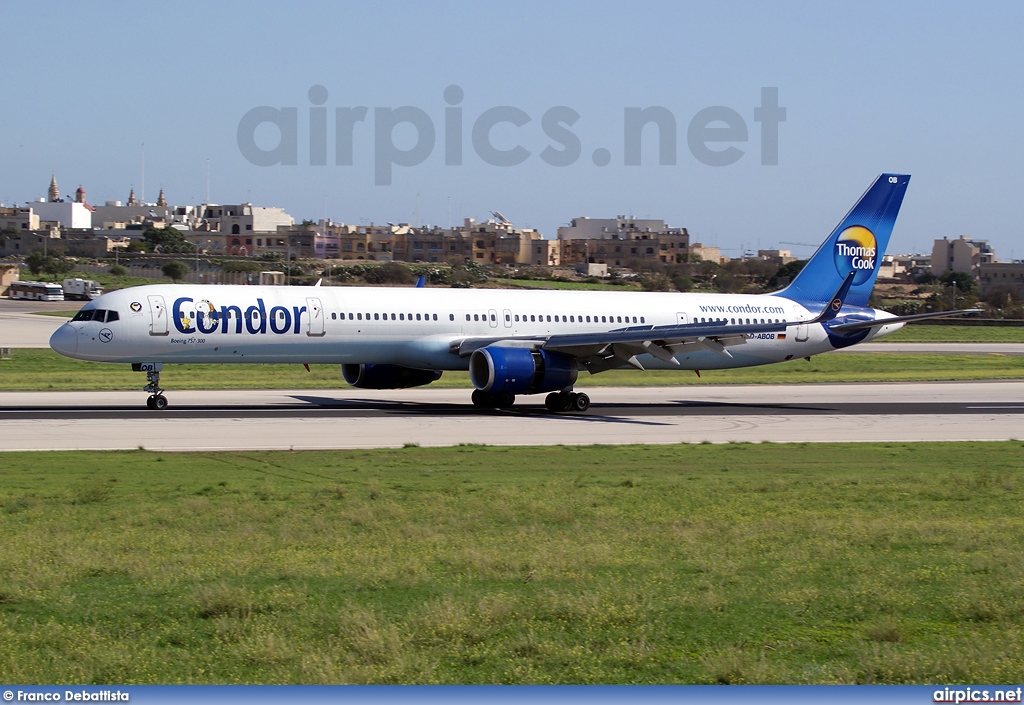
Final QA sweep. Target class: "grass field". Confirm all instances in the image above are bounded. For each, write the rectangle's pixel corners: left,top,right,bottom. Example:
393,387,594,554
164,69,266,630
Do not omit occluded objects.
1,442,1022,684
882,325,1024,343
1,348,1022,392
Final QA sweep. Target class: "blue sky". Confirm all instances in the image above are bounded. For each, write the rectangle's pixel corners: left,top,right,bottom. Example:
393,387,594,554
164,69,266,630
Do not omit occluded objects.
3,0,1022,259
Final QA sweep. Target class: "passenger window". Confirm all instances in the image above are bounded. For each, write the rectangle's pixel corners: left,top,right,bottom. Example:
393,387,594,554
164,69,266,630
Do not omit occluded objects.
505,314,510,322
450,314,455,321
374,313,379,320
601,316,606,323
416,313,421,321
530,315,535,322
546,315,551,322
466,314,471,321
433,314,437,321
491,313,496,322
569,316,574,322
617,316,622,323
640,317,645,323
357,313,362,320
586,316,591,323
514,314,519,322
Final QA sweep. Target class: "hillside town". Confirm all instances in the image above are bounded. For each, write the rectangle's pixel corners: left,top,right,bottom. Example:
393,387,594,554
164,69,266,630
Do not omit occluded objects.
1,175,1022,316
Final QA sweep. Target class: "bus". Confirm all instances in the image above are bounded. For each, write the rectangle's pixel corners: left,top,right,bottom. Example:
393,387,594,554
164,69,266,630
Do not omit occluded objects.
8,281,65,301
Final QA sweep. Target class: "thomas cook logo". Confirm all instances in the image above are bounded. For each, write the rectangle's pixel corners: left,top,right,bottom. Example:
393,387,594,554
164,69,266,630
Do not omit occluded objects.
833,226,877,286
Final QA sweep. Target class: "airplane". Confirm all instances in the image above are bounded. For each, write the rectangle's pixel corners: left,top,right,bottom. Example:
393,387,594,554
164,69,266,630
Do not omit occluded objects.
49,173,979,412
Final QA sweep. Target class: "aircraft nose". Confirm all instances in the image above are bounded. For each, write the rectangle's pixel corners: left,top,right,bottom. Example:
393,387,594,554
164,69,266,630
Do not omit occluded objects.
49,323,79,357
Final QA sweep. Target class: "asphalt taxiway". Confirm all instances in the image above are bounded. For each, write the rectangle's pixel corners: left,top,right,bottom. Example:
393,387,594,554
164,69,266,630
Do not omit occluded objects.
0,382,1020,452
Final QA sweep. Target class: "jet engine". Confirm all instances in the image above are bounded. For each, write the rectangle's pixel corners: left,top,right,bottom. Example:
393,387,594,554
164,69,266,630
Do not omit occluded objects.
342,364,442,389
469,347,577,396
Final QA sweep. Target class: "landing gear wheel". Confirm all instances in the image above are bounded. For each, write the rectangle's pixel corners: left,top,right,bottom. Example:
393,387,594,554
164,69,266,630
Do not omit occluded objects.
472,389,494,408
545,391,571,413
141,365,166,411
496,393,516,409
570,392,591,412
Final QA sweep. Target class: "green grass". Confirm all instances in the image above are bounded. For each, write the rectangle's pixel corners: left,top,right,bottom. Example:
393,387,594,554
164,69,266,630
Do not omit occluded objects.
881,325,1024,343
31,309,80,317
1,349,1022,391
1,442,1022,683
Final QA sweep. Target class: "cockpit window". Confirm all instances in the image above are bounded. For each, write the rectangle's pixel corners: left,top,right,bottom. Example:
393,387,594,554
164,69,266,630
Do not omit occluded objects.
71,309,118,322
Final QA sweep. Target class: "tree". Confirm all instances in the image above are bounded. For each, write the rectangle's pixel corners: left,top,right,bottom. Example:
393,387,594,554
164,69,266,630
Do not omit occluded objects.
363,261,415,285
26,251,47,276
768,259,808,289
162,261,190,282
0,226,18,242
43,256,75,278
108,264,127,276
143,227,193,254
940,271,976,294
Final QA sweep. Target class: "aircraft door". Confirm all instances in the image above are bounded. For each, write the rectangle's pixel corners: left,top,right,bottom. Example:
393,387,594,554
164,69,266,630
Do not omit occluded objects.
306,297,325,337
503,309,512,328
676,312,689,325
488,308,498,328
148,295,168,336
796,323,809,342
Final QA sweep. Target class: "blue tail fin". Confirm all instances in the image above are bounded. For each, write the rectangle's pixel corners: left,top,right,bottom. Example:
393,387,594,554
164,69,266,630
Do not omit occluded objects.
777,174,910,308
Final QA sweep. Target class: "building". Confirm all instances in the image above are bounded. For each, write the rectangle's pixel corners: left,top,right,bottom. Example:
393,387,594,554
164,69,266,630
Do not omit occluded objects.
532,240,560,266
557,216,689,266
688,243,722,264
932,236,995,276
193,203,294,256
1,264,19,296
0,206,40,232
757,249,796,265
979,261,1024,301
28,175,93,229
91,187,198,230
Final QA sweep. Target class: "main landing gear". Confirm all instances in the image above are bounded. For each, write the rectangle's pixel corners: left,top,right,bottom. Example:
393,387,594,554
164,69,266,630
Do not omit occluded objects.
471,389,516,409
471,389,591,413
545,390,590,413
133,362,168,410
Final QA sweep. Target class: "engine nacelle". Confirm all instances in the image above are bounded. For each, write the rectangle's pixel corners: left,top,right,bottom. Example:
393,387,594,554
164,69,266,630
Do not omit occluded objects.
342,363,442,389
469,347,578,395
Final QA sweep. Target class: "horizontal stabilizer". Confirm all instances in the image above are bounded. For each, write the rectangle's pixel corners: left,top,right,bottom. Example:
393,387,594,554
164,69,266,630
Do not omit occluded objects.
828,308,983,333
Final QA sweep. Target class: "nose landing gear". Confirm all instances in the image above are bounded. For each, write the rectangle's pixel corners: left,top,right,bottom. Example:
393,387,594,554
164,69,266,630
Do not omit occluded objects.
132,362,168,410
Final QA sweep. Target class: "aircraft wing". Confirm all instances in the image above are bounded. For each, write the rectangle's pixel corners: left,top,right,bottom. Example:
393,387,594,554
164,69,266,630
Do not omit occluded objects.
452,275,856,373
453,318,788,371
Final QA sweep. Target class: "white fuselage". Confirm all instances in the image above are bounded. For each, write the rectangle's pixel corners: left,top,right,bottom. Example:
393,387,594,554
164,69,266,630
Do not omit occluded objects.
50,284,903,373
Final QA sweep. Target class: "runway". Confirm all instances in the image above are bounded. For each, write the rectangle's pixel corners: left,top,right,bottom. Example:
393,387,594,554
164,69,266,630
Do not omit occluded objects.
1,382,1020,452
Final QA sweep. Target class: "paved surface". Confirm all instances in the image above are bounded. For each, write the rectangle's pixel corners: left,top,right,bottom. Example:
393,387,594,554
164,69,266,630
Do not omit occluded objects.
1,382,1020,452
0,307,74,348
